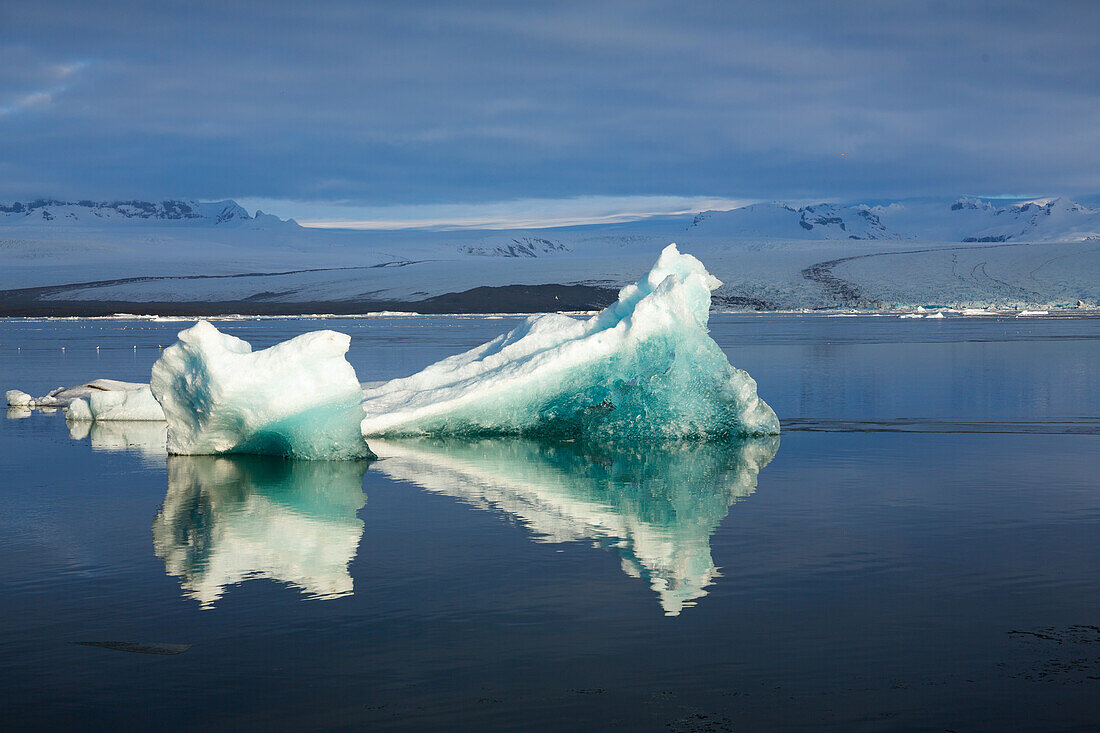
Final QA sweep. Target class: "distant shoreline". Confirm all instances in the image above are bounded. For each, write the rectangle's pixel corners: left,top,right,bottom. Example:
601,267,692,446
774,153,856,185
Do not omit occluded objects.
0,283,620,318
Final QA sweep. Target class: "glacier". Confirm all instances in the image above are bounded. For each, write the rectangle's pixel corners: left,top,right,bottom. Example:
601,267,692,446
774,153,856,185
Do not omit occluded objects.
360,244,779,440
1,195,1097,315
150,321,374,460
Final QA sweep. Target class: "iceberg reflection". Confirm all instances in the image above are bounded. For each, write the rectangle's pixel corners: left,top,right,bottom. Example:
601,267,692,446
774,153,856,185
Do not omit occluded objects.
371,436,779,615
153,456,368,608
65,419,168,462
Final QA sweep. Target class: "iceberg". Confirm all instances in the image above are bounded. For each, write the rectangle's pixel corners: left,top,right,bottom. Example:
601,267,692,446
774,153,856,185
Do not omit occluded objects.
64,384,165,422
153,455,368,608
5,390,32,407
360,244,779,440
371,436,779,615
6,379,152,411
150,321,374,460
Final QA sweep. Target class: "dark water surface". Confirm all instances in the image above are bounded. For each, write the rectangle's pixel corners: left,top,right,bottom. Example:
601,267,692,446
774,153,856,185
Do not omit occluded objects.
1,314,1098,731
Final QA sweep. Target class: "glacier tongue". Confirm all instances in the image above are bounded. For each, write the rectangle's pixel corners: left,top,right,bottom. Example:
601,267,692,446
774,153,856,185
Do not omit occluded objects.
151,320,374,459
360,244,780,440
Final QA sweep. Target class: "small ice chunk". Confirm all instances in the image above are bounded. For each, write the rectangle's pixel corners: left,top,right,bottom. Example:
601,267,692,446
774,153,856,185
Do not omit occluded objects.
7,379,150,409
87,385,164,421
361,244,779,440
926,311,945,319
64,384,164,421
65,398,93,421
151,321,374,460
1016,310,1049,317
6,390,33,407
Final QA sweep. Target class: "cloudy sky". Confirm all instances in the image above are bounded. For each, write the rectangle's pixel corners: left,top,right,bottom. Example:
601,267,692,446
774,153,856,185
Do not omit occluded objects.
2,0,1098,227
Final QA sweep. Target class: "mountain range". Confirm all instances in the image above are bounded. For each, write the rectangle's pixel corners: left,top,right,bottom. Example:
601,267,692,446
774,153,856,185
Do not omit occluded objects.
3,195,1098,243
0,194,1095,314
688,197,1100,243
0,199,297,229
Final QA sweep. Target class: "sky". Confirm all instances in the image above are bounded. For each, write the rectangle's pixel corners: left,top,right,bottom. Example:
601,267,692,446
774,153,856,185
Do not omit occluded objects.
2,0,1098,228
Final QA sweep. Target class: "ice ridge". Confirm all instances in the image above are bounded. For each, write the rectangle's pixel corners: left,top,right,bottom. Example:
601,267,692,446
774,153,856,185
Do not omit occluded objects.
359,244,780,440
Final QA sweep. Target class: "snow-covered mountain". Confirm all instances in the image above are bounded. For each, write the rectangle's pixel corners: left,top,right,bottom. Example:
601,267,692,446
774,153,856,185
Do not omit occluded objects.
5,195,1095,243
0,199,298,228
954,197,1100,242
0,192,1095,314
689,202,898,240
458,235,572,257
689,197,1100,243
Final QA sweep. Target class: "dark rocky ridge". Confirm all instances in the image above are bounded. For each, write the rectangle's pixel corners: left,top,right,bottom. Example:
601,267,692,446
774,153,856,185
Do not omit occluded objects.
0,283,620,317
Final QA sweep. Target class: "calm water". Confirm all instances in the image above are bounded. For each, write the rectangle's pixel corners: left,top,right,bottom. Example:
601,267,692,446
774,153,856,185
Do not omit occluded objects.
1,314,1098,731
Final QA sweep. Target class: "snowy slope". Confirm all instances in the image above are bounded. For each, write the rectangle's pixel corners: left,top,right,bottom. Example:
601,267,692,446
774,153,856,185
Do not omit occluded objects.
958,198,1100,242
0,196,1096,313
0,199,298,229
689,202,898,240
689,197,1100,243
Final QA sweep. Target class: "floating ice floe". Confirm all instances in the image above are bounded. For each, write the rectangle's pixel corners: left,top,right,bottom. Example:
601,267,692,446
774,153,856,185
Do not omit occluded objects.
150,321,374,460
6,379,152,411
371,435,779,615
360,244,779,440
65,385,165,422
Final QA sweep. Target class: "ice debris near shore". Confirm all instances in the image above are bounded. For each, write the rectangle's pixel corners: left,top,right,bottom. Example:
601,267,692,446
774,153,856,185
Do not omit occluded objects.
150,321,374,460
360,244,779,440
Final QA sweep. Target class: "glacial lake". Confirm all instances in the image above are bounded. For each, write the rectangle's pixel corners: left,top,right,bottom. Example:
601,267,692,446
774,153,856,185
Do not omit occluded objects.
1,314,1098,731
